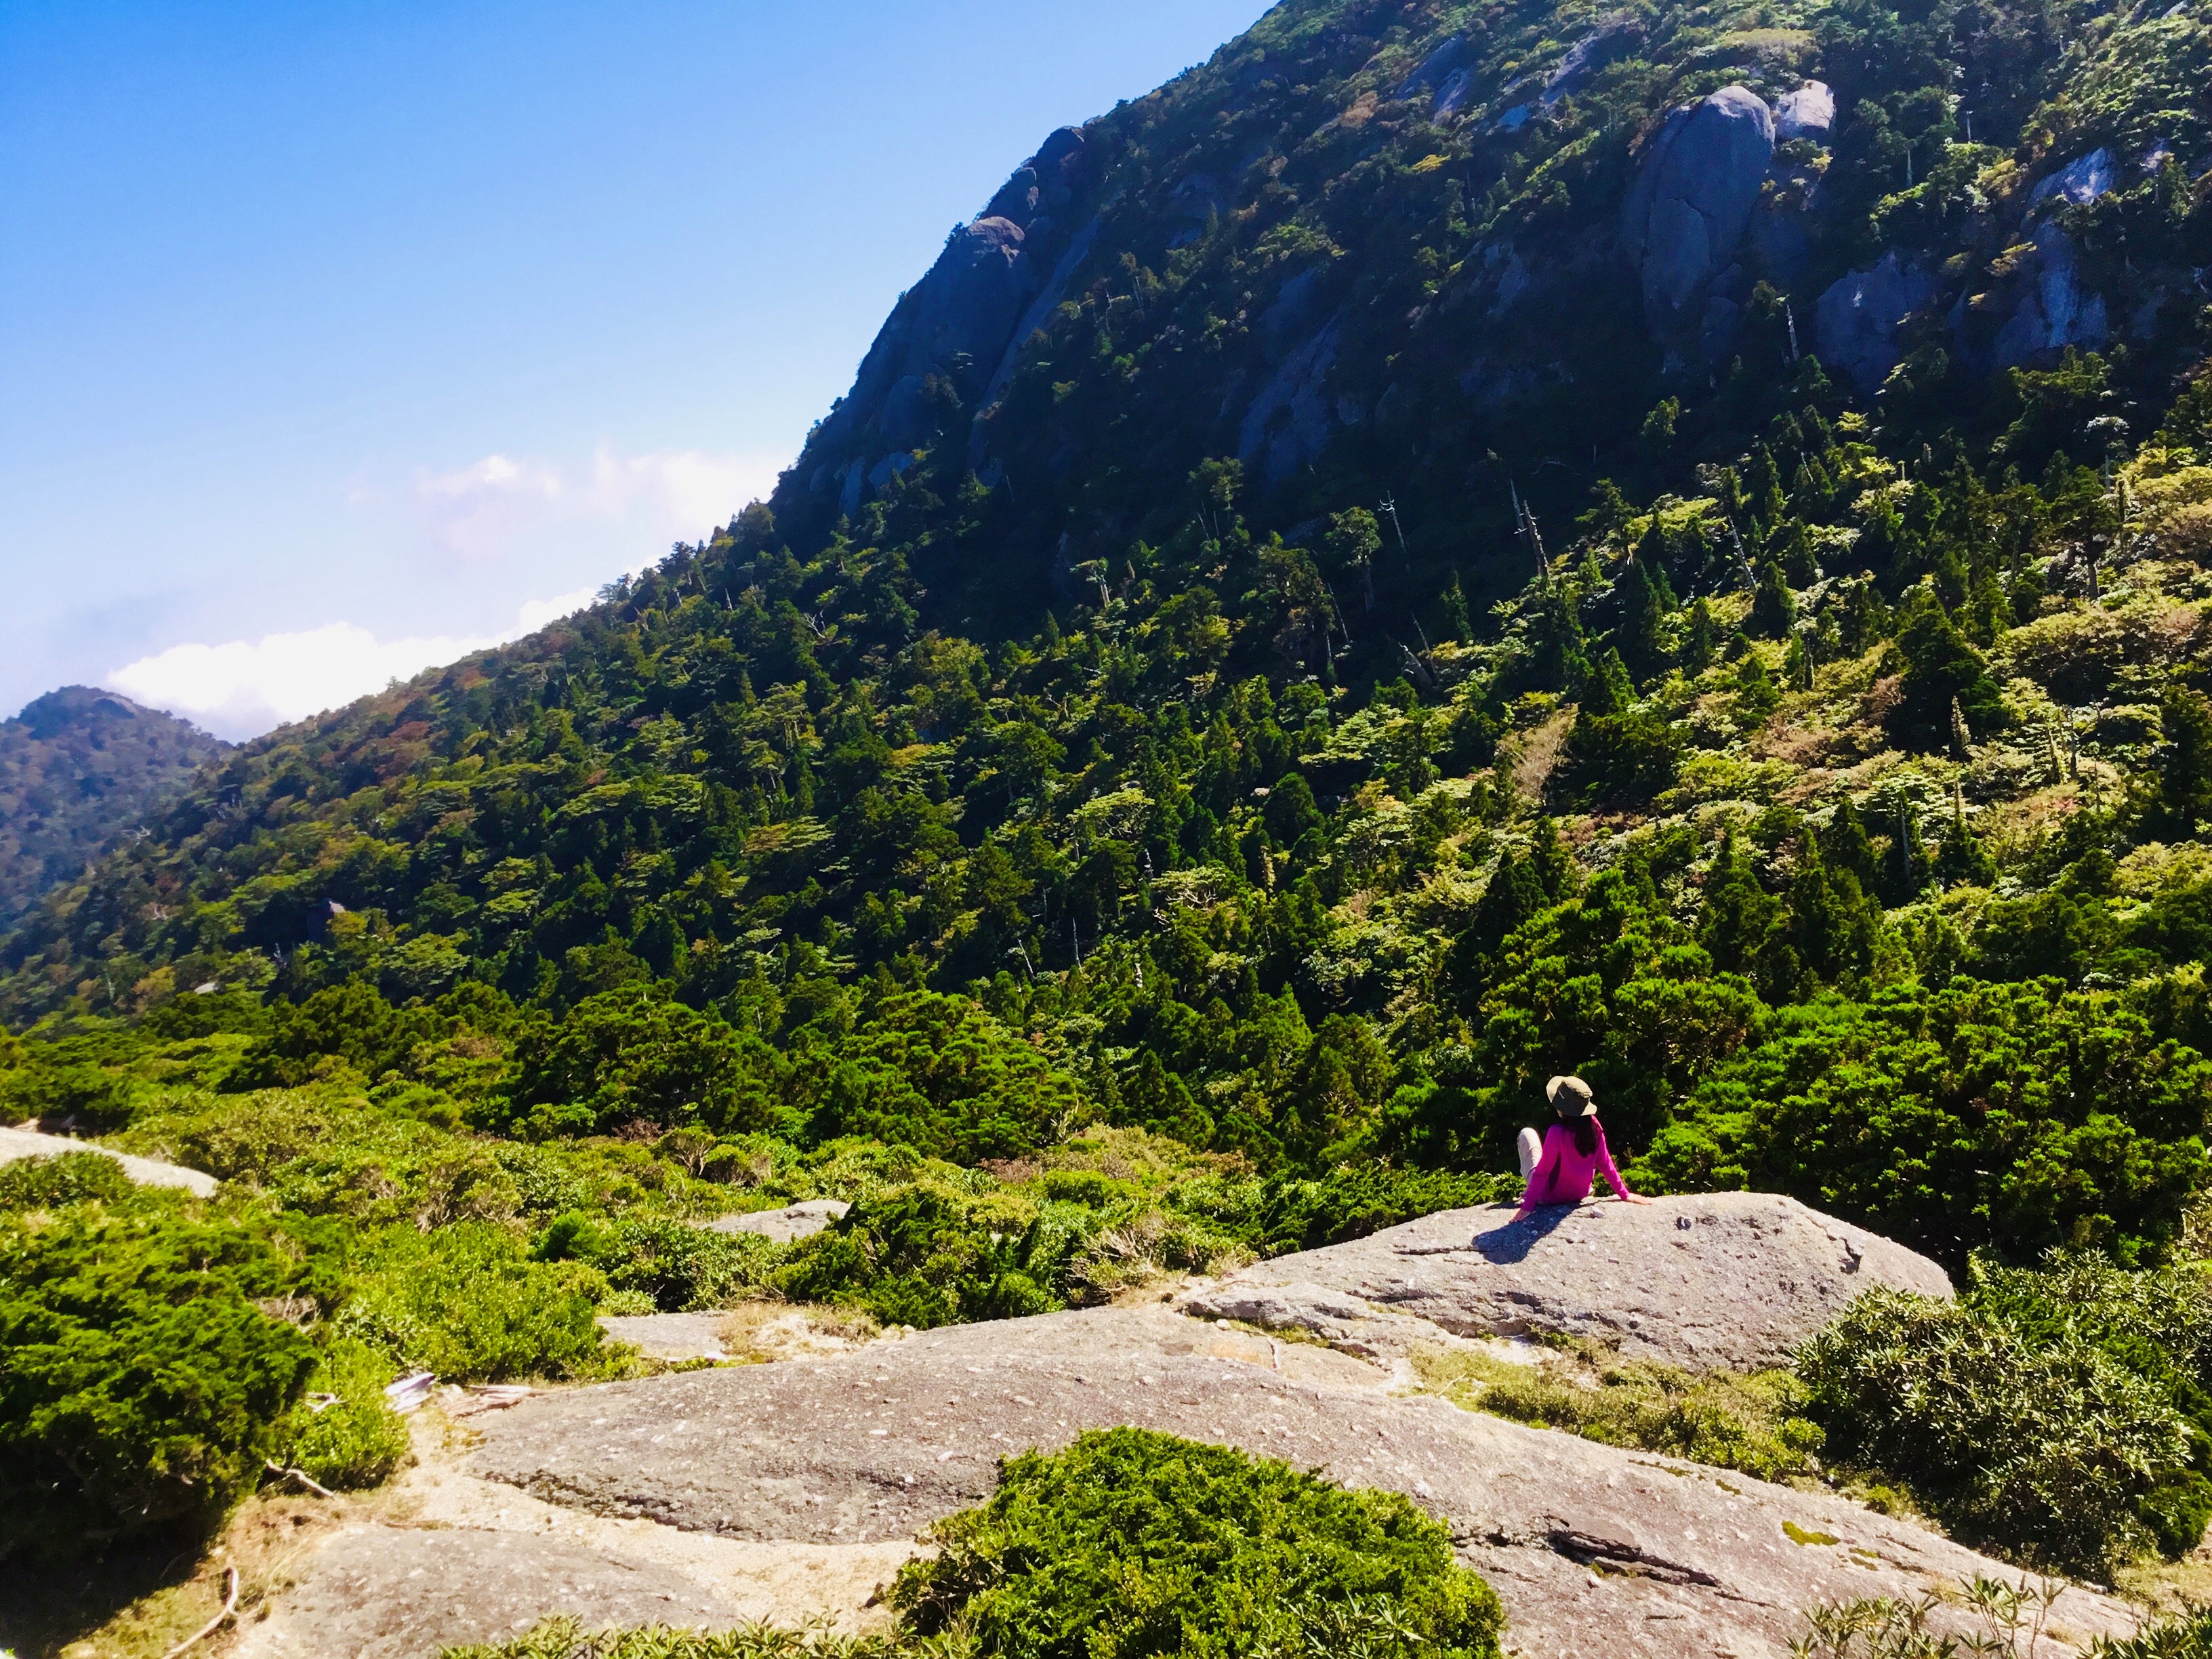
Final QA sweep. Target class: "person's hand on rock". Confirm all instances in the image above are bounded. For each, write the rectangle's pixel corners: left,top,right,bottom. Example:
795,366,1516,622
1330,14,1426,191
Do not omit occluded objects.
1621,1192,1654,1205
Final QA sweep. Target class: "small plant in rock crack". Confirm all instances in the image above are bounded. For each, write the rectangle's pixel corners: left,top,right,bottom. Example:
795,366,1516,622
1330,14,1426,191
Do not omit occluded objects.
1789,1577,2066,1657
2089,1603,2212,1656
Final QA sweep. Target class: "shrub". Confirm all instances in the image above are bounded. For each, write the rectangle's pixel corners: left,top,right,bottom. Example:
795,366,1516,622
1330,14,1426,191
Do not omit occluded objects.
335,1221,620,1382
893,1427,1505,1659
2091,1605,2212,1657
534,1211,781,1311
803,992,1092,1162
1246,1163,1517,1256
1799,1289,2188,1572
0,1204,319,1560
280,1337,410,1490
774,1179,1071,1329
492,983,786,1137
1632,981,2212,1267
0,1148,136,1210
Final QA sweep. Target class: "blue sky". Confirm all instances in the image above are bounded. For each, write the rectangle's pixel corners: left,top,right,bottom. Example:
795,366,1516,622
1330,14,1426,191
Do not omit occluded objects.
1,0,1269,737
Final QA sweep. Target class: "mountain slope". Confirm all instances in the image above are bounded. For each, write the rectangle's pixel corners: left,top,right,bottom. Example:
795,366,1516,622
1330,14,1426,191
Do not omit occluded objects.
7,0,2212,1235
16,0,2212,1595
774,0,2212,631
0,687,225,935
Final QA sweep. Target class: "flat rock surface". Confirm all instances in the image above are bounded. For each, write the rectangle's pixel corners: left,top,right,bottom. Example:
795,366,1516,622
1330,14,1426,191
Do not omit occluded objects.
0,1122,218,1196
597,1312,730,1361
236,1415,916,1659
703,1200,850,1244
470,1303,2124,1658
1181,1192,1951,1370
234,1527,758,1659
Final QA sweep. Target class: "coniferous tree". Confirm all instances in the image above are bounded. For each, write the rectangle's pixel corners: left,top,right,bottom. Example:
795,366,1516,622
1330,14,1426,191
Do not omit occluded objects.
1683,598,1717,675
1750,562,1797,638
2157,684,2212,838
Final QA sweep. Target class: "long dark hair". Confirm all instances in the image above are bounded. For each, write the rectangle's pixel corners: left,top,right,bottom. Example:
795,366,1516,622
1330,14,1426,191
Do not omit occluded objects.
1563,1115,1599,1158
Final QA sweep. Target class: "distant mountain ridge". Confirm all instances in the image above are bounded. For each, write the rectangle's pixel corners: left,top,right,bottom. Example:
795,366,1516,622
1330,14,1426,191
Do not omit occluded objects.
0,687,225,933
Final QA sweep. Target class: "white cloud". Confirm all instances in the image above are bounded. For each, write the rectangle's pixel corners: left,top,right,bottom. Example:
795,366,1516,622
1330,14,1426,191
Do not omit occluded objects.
410,443,783,562
100,439,789,743
106,586,600,741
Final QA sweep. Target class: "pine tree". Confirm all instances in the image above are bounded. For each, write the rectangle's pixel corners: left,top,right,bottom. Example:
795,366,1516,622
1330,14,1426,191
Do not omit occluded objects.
1819,799,1881,891
1936,785,1997,887
1699,830,1783,980
2158,684,2212,836
1784,635,1815,691
1750,561,1797,637
1620,550,1674,680
1437,573,1473,642
1683,598,1717,676
1527,813,1575,901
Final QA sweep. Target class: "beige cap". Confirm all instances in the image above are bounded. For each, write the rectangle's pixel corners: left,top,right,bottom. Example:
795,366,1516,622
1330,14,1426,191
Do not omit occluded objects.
1546,1074,1597,1116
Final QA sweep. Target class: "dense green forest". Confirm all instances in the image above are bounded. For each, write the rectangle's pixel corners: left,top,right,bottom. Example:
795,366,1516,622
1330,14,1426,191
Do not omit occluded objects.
0,687,224,933
16,0,2212,1599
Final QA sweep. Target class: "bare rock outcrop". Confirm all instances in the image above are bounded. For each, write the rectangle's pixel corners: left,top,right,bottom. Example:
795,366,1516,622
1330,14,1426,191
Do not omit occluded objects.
796,125,1094,521
467,1303,2126,1659
1816,251,1938,391
1621,86,1776,346
0,1122,218,1197
1774,80,1835,142
703,1198,849,1244
1179,1192,1951,1369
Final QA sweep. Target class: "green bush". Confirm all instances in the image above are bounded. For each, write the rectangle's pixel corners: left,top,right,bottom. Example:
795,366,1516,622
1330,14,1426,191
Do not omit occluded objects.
335,1221,620,1382
492,983,786,1137
1246,1163,1517,1256
0,1203,319,1559
534,1211,781,1311
1633,981,2212,1267
802,991,1092,1162
2091,1605,2212,1657
1799,1288,2188,1572
0,1148,136,1210
280,1337,410,1490
893,1427,1505,1659
775,1179,1069,1329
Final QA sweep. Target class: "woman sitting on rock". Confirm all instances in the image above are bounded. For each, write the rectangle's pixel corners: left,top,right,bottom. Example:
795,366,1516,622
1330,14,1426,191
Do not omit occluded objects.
1513,1074,1652,1217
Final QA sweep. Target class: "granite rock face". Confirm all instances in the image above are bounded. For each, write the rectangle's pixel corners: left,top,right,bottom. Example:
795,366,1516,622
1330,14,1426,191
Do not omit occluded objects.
1774,79,1835,141
1621,85,1776,342
232,1527,764,1659
1816,250,1938,391
2029,148,2117,211
804,126,1093,512
1179,1191,1952,1370
470,1302,2123,1659
1992,223,2111,365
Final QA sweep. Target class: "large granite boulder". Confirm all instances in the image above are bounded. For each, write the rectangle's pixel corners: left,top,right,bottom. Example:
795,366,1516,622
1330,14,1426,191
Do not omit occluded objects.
2030,148,2116,211
1816,250,1938,390
1180,1191,1950,1370
1992,222,2110,365
1621,86,1776,337
464,1303,2127,1659
1774,79,1835,142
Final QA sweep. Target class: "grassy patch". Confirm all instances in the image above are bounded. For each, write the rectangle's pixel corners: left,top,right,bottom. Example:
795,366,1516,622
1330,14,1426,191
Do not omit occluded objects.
1414,1344,1825,1485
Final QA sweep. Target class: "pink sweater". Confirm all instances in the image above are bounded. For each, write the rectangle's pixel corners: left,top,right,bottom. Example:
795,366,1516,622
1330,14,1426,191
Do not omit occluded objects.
1521,1120,1633,1208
